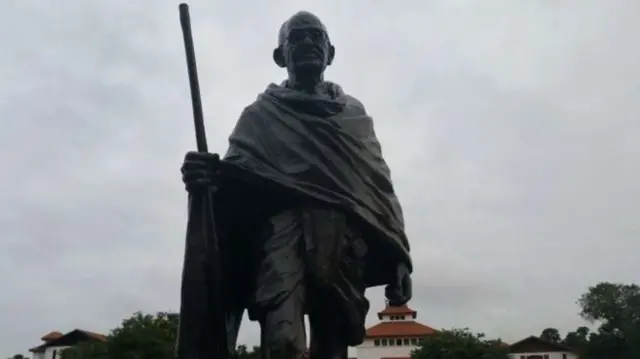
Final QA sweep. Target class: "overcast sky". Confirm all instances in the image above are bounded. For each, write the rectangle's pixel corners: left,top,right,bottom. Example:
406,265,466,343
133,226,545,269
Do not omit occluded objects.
1,0,639,356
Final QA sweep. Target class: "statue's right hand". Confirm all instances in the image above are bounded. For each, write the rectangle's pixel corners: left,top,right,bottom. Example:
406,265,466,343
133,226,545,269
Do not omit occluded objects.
180,151,221,193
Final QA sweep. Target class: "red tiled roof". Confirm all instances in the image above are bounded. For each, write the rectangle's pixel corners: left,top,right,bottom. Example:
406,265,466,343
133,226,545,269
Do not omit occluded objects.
41,331,64,342
509,336,575,354
29,329,107,352
79,330,108,342
365,321,437,338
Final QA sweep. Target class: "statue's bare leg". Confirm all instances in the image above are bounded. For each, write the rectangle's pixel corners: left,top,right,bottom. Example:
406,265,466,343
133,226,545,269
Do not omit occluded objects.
259,284,306,359
255,210,307,359
308,305,348,359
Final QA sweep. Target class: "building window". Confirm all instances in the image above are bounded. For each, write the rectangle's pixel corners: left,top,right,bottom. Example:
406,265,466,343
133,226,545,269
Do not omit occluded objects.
396,338,402,346
389,338,395,346
544,356,549,359
520,356,525,359
52,350,57,359
374,339,380,346
562,355,567,359
403,338,410,346
381,338,388,346
411,338,418,345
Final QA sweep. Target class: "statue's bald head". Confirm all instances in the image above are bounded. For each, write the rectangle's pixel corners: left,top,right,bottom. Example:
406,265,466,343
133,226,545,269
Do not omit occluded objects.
273,11,335,74
278,11,329,47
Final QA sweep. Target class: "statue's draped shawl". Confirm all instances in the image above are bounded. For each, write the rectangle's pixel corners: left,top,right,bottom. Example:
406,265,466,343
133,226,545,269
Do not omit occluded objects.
221,81,412,287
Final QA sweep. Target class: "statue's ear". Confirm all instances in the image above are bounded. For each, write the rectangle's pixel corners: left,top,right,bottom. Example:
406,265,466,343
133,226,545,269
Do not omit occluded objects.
273,47,286,68
327,44,335,66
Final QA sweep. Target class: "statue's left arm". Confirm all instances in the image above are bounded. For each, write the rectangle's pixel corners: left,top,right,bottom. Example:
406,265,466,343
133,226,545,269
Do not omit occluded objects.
349,95,412,305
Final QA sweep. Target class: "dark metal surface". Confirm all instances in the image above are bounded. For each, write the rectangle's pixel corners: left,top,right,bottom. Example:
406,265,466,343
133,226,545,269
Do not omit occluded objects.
177,10,413,359
176,4,229,359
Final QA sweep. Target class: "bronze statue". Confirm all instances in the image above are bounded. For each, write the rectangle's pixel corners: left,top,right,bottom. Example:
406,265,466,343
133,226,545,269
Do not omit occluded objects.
179,10,413,359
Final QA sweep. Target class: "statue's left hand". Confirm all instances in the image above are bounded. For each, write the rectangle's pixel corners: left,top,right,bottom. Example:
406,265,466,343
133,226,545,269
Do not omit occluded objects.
385,262,412,306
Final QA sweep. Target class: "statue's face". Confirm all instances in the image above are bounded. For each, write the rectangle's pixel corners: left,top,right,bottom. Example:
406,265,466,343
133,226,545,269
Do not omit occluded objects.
279,12,332,74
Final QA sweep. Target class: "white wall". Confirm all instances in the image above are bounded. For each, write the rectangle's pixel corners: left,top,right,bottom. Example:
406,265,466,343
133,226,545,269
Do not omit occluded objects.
381,315,409,322
43,346,69,359
356,338,419,359
510,352,578,359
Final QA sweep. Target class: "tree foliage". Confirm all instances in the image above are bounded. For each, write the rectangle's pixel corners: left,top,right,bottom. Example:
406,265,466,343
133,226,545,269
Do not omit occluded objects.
411,328,510,359
562,282,640,359
578,282,640,329
61,311,178,359
563,326,590,350
48,281,640,359
107,311,179,359
59,311,262,359
539,327,561,343
7,354,28,359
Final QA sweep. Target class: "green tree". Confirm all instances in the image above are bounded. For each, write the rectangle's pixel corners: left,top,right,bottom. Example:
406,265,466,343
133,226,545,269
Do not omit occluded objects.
585,326,627,359
578,282,640,359
62,311,178,359
58,310,261,359
563,326,590,353
8,354,28,359
562,282,640,359
579,282,640,329
107,311,179,359
540,327,561,343
410,328,510,359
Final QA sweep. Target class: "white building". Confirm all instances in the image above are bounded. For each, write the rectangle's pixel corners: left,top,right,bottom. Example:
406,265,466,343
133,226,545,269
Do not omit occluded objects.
29,329,107,359
356,304,437,359
509,336,579,359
